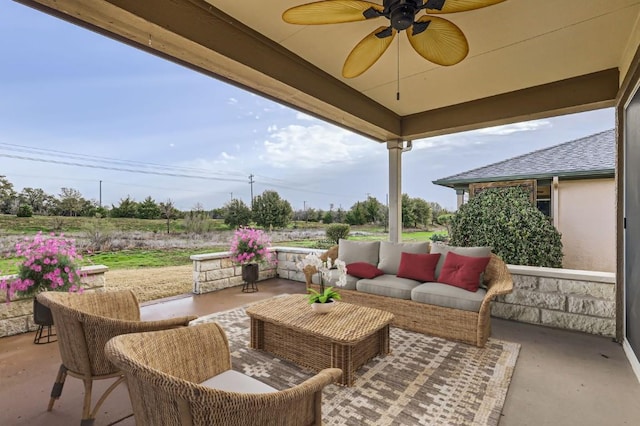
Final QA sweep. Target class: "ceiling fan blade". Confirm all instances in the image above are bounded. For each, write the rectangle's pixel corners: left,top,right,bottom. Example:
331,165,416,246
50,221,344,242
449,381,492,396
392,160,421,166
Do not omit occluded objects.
343,27,396,78
423,0,507,14
407,16,468,66
283,1,384,25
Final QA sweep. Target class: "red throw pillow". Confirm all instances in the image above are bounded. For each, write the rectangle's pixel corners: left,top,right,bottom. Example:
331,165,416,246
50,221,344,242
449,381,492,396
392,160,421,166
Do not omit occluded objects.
346,262,384,279
438,252,491,292
396,252,441,282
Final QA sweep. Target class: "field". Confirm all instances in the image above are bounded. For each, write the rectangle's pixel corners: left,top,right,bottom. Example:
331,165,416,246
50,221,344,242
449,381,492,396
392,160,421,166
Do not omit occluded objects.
0,215,442,299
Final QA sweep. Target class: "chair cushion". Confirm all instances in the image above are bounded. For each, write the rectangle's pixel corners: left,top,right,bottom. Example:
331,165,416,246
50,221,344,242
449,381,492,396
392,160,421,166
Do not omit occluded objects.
397,252,441,282
338,239,380,266
438,252,491,292
200,370,277,393
347,262,384,279
430,244,492,280
378,241,430,275
411,282,487,312
356,275,422,300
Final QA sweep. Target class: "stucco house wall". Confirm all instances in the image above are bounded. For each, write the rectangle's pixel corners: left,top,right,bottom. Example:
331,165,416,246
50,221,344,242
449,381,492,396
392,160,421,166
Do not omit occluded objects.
557,178,616,272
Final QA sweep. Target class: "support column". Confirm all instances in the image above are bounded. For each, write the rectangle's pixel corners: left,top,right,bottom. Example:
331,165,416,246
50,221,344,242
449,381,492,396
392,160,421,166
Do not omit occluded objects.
387,140,403,243
552,176,560,228
456,189,466,208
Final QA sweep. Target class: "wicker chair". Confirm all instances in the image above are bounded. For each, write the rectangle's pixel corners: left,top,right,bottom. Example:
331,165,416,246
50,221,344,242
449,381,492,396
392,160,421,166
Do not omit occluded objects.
37,290,197,426
105,322,342,426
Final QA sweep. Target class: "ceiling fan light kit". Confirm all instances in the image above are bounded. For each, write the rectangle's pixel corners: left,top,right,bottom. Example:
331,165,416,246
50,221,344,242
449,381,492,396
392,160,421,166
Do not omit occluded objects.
283,0,507,78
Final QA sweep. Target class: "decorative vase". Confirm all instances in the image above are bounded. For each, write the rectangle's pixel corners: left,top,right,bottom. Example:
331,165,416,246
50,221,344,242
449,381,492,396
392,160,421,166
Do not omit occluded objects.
33,298,56,344
241,263,260,293
33,298,54,326
311,300,336,314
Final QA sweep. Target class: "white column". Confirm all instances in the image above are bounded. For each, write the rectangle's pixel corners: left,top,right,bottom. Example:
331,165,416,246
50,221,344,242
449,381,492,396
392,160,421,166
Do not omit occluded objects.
552,176,560,228
456,189,465,208
388,140,403,243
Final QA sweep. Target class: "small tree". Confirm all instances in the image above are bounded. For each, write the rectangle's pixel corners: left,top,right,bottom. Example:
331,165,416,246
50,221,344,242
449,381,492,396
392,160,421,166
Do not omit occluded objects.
252,190,293,229
325,224,350,244
223,199,252,228
449,187,563,267
16,204,33,217
159,199,178,234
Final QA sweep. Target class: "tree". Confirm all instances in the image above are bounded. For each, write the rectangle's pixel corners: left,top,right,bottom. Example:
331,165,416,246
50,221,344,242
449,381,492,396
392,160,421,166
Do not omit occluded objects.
322,211,333,224
449,187,563,267
137,196,161,219
0,176,17,214
110,195,139,218
345,202,366,225
412,197,432,229
159,199,178,234
401,194,416,229
58,187,86,217
428,202,445,225
361,196,385,224
223,199,252,228
18,187,54,215
252,190,293,229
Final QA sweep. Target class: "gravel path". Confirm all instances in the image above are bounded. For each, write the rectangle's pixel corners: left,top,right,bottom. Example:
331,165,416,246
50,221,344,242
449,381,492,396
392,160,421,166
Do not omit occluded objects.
105,265,193,303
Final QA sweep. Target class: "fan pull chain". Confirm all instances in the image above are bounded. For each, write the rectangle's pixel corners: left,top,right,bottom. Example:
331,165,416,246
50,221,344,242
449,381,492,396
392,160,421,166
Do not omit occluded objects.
396,35,400,101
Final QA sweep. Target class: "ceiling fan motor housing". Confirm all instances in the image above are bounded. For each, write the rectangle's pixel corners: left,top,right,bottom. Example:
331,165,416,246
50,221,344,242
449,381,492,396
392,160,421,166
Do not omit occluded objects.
385,0,423,31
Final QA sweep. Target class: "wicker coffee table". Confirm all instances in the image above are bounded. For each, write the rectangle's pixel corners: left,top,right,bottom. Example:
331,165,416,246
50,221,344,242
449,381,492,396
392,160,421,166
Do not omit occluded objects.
245,294,394,386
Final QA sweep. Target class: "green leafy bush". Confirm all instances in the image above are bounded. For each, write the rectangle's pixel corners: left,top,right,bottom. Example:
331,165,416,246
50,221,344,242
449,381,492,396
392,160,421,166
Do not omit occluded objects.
325,224,350,245
449,187,563,267
430,232,448,243
16,204,33,217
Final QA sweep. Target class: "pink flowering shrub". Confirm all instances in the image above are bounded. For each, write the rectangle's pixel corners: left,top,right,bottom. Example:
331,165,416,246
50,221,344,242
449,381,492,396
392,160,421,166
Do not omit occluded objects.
0,232,85,300
229,227,275,265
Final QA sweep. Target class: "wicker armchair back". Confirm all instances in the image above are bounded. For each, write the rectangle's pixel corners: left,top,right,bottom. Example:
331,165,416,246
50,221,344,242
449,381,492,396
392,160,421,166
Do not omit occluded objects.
38,290,196,426
105,322,342,426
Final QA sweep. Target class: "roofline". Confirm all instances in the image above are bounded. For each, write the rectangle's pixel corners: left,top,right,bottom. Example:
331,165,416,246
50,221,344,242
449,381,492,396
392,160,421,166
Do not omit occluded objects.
432,169,615,188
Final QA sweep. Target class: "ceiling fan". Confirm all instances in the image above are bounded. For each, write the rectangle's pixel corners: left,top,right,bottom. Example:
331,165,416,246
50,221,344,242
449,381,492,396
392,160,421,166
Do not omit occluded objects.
283,0,506,78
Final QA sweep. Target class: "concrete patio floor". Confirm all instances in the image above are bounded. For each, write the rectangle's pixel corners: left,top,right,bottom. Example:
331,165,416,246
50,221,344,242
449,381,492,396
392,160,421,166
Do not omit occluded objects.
1,278,639,425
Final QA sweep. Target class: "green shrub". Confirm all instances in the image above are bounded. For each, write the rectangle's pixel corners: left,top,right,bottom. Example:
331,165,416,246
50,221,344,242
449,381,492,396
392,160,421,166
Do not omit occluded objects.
449,187,563,267
16,204,33,217
430,232,448,243
436,213,454,226
325,224,350,245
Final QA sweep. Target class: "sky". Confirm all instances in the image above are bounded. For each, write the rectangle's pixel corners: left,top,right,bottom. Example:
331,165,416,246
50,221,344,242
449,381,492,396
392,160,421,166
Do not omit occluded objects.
0,1,616,212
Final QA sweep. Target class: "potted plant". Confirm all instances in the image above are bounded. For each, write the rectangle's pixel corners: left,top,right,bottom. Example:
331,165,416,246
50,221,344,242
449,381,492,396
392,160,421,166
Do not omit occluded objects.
229,227,275,292
0,232,86,331
297,252,347,313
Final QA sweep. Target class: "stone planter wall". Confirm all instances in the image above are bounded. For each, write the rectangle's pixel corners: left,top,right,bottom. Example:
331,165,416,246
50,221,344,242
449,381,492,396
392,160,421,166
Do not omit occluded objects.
190,247,617,338
190,251,278,294
492,265,616,337
0,265,108,338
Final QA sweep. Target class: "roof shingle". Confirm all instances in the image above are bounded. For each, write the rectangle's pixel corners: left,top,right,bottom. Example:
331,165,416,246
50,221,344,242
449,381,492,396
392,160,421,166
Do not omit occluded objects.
433,129,615,187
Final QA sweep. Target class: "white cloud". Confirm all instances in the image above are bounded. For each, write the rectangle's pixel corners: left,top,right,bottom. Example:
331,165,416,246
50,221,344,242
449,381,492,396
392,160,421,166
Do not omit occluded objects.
260,123,378,169
267,124,278,133
295,112,315,121
227,97,238,105
475,120,551,136
220,152,234,160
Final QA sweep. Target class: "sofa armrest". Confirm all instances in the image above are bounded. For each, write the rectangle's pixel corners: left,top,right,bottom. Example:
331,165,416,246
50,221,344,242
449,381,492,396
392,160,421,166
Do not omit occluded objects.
478,254,513,316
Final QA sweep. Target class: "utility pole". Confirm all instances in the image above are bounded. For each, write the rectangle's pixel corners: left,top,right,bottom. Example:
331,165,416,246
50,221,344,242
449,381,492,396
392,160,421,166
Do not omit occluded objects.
304,201,307,223
99,180,102,208
230,192,233,201
248,174,255,209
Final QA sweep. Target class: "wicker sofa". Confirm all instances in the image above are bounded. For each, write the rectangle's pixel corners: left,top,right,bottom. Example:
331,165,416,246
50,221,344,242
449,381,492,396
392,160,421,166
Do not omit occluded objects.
303,240,513,347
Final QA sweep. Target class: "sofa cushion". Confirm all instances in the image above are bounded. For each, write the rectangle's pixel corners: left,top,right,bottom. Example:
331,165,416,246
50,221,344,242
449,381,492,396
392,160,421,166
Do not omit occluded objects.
346,262,385,279
378,241,430,275
430,244,492,279
411,282,487,312
438,252,491,292
356,275,422,300
310,269,359,290
396,252,441,282
200,370,277,393
338,239,380,266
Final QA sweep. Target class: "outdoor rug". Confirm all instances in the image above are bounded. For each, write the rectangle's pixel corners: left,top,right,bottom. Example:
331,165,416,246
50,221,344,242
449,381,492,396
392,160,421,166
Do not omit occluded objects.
192,304,520,426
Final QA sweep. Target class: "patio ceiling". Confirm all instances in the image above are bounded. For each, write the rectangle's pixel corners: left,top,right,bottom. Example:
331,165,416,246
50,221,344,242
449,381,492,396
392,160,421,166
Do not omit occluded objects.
15,0,640,142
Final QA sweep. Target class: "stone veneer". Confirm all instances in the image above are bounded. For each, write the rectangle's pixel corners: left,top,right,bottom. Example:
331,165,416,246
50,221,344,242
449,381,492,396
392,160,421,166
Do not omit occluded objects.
0,265,108,338
492,265,616,337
